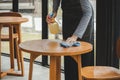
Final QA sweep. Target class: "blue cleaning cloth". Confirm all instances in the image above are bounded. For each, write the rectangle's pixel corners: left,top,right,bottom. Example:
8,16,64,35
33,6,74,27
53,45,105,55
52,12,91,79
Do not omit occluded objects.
60,41,80,48
72,42,81,46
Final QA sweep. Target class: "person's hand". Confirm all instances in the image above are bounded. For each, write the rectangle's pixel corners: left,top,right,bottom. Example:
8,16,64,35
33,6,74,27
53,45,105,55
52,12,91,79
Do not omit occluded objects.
66,35,78,43
46,12,57,23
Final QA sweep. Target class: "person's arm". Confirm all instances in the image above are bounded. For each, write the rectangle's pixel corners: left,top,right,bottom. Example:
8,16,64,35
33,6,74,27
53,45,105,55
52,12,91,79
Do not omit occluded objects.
73,0,92,39
53,0,61,14
66,0,93,43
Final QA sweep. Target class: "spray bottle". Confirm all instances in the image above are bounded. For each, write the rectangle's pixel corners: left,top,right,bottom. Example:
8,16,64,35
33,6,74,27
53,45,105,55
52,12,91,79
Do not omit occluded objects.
48,12,60,34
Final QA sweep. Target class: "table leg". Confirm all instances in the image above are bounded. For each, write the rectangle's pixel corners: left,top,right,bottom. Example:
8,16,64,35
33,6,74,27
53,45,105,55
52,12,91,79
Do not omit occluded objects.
1,72,7,78
71,55,82,80
50,56,61,80
77,55,82,80
0,25,15,78
17,24,24,76
29,54,40,80
15,38,21,71
0,24,2,78
9,25,15,69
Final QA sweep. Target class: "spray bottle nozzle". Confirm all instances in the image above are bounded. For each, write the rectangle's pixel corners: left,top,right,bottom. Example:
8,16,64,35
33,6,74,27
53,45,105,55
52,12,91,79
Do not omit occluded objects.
49,12,54,18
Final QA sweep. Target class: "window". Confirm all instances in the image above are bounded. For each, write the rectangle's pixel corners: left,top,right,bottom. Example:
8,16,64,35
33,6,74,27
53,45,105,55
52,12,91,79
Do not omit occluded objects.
0,0,96,67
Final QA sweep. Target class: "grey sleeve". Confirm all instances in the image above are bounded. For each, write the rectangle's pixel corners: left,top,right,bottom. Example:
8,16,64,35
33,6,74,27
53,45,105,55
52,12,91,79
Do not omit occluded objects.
73,0,92,39
53,0,61,13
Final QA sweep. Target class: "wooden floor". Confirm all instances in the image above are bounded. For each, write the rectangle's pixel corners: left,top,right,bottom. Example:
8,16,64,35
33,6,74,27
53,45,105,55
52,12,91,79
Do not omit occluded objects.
1,56,65,80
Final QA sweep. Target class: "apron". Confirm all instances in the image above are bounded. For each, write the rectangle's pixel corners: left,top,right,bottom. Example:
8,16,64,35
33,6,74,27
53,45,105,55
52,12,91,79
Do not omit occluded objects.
61,0,94,80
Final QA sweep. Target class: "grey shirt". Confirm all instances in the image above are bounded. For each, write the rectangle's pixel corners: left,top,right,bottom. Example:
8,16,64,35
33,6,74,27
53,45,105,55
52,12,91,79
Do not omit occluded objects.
53,0,92,39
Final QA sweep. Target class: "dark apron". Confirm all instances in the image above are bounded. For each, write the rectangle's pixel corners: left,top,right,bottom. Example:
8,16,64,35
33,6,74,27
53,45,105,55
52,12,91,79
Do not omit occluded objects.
61,0,94,80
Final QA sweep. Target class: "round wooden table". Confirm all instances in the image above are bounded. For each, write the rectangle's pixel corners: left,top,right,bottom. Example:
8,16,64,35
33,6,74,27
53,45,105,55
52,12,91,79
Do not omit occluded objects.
0,17,28,78
19,39,93,80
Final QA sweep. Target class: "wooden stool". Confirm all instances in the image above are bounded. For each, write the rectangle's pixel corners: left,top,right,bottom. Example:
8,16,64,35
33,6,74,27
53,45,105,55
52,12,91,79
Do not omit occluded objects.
81,66,120,80
0,12,23,76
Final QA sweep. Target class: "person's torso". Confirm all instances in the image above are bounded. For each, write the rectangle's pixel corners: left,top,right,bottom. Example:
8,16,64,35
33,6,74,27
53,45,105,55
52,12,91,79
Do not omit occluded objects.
61,0,82,15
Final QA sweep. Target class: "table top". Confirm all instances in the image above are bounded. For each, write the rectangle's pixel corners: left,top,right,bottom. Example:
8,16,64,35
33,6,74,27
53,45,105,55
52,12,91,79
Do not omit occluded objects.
0,17,28,24
19,39,93,56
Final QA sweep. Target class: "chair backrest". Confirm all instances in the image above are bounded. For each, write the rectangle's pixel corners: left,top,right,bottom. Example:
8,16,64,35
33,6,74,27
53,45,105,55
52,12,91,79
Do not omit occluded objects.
0,12,22,17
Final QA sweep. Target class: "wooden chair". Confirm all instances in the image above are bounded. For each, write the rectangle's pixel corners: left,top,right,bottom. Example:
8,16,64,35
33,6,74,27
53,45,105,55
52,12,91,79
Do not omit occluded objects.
0,12,24,75
81,40,120,80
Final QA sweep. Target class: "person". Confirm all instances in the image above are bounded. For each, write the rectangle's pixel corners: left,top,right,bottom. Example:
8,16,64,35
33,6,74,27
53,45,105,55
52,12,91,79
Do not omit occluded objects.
46,0,94,80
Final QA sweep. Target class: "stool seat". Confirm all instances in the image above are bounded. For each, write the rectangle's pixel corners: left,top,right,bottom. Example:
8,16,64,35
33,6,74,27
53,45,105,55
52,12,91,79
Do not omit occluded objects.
81,66,120,80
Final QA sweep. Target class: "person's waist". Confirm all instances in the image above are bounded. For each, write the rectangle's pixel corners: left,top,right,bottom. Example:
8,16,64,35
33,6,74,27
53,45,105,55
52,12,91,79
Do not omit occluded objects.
62,9,83,16
61,5,82,12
